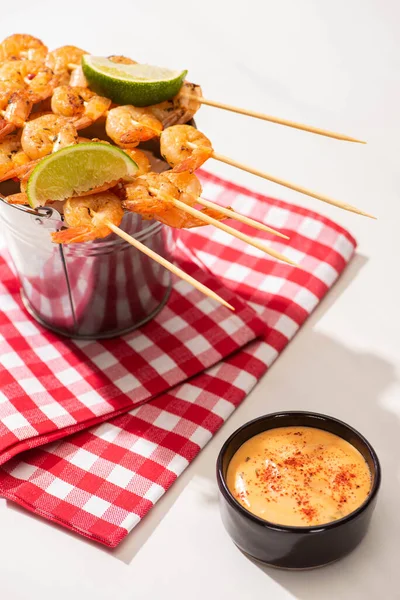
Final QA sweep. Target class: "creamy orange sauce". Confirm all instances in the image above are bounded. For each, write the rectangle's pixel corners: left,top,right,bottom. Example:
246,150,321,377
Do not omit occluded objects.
226,426,371,527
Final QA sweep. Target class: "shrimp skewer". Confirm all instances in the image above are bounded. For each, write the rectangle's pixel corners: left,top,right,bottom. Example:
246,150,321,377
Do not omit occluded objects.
106,105,163,148
50,189,234,310
126,173,297,266
123,173,228,229
121,173,296,264
159,125,374,219
51,192,124,244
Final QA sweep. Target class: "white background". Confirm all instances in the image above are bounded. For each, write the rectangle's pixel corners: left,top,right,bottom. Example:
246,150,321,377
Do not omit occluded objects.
0,0,399,598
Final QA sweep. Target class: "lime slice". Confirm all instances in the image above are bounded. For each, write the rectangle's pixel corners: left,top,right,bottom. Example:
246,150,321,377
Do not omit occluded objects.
82,56,187,107
27,143,138,208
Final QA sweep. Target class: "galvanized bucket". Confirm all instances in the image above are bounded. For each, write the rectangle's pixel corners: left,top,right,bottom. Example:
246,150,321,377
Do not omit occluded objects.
0,195,173,339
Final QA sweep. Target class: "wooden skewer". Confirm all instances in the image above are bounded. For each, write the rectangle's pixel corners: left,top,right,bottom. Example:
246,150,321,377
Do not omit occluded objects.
148,191,298,267
185,142,375,219
171,199,297,266
103,219,235,311
211,151,376,219
184,94,366,144
186,195,289,239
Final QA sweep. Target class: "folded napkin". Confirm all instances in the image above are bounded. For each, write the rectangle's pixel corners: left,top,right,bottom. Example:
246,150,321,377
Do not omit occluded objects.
0,256,264,464
0,171,356,546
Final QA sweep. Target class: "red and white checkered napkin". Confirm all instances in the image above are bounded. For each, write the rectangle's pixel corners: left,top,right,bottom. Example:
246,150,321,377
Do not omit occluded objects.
0,171,357,547
0,253,264,464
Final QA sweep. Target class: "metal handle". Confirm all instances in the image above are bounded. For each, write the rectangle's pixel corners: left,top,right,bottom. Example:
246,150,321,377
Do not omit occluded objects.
0,194,54,218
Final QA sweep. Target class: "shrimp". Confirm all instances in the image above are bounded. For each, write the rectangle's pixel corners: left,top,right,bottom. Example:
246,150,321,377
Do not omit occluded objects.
21,113,78,159
124,148,151,176
0,132,24,181
123,173,179,219
0,60,59,103
69,66,87,87
0,34,48,63
159,171,227,228
5,192,29,205
106,106,163,148
51,86,111,129
0,88,33,139
160,125,213,173
161,171,202,204
150,82,202,128
51,192,124,244
45,45,87,75
123,172,227,229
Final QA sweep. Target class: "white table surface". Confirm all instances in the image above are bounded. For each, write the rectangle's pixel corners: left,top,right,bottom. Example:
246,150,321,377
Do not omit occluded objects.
1,1,399,598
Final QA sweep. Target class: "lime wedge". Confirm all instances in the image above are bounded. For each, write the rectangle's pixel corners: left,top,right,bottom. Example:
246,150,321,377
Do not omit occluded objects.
82,56,187,107
27,143,138,208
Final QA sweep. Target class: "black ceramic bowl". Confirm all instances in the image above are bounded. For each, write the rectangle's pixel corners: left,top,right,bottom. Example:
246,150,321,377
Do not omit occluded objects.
216,411,381,570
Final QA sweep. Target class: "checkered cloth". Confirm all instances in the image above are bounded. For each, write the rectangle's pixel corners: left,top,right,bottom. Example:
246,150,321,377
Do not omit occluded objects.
0,171,356,546
0,258,263,464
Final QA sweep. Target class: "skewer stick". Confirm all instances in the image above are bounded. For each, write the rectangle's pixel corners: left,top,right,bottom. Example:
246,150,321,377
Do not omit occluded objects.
152,194,299,267
102,219,235,311
184,94,366,144
210,151,376,219
189,195,289,239
183,142,374,219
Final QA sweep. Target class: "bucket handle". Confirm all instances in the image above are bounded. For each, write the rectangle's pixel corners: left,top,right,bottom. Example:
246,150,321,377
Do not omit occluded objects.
0,194,59,220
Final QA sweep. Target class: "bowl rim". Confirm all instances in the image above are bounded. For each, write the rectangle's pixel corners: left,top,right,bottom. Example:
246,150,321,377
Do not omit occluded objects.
216,410,381,534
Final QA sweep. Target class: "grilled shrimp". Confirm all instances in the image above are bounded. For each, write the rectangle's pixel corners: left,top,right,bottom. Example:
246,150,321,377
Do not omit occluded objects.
161,171,202,204
160,125,213,173
159,171,227,228
0,34,48,63
123,173,178,219
124,148,151,176
0,60,59,103
69,66,87,87
0,133,24,181
51,86,111,129
123,172,226,229
45,45,87,74
21,113,78,159
0,89,33,139
106,106,163,148
150,82,202,128
51,192,124,244
5,192,29,205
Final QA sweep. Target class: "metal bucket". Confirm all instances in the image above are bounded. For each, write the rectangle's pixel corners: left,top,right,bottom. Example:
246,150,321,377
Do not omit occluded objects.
0,195,173,339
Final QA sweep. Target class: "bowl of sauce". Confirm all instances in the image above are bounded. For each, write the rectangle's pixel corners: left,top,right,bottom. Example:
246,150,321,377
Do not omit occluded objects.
217,412,381,569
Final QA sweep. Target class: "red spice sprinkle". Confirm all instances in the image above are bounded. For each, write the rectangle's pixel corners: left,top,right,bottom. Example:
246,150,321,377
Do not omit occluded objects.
300,506,317,521
27,73,36,80
334,468,355,489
